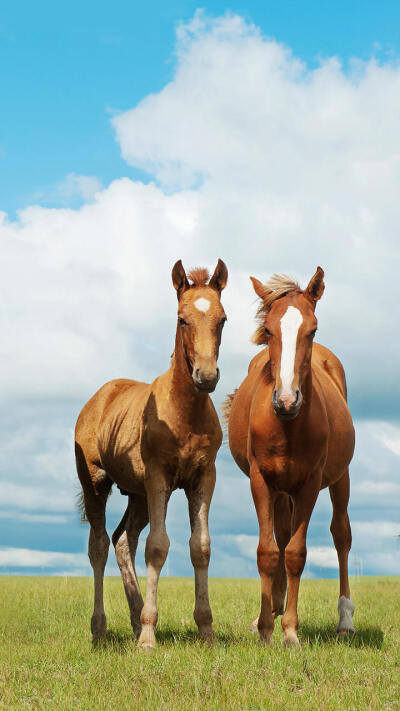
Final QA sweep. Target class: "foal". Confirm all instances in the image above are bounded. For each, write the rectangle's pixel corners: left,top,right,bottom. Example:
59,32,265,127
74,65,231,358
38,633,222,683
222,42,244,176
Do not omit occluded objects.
225,268,355,646
75,259,228,648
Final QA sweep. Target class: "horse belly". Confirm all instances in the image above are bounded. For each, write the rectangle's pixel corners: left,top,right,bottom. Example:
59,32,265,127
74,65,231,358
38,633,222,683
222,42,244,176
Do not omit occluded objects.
320,389,355,486
97,387,149,494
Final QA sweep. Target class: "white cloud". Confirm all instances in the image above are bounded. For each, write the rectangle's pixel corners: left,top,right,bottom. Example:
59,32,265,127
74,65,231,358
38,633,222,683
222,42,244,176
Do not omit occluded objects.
1,12,400,576
352,521,399,539
306,546,338,569
0,511,68,524
1,12,399,409
374,422,400,457
0,547,88,568
57,173,102,202
235,534,258,559
0,483,75,512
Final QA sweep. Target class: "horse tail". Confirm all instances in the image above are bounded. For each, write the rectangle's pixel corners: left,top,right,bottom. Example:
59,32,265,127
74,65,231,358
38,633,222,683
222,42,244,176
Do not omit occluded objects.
220,390,237,443
76,487,88,523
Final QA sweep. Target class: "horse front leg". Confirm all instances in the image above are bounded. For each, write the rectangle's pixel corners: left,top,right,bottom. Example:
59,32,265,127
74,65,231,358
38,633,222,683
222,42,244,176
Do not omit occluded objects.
329,469,355,637
272,493,292,616
250,460,279,645
186,465,216,643
281,475,320,646
137,477,170,650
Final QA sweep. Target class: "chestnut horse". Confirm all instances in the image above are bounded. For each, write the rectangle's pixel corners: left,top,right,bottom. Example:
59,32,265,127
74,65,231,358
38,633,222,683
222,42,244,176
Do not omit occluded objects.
75,259,228,649
225,268,355,646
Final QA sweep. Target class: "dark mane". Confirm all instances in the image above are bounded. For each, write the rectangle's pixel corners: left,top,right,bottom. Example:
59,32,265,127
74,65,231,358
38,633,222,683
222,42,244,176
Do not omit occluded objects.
187,267,210,287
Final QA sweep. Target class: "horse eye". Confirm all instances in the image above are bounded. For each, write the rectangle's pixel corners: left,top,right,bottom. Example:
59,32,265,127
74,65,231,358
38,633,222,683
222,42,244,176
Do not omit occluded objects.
309,328,317,337
219,317,227,327
179,317,188,326
264,327,272,336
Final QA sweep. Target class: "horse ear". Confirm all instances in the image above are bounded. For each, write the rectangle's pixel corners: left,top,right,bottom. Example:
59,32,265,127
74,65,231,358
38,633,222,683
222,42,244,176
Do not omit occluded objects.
250,276,268,300
305,266,325,304
172,260,190,300
209,259,228,292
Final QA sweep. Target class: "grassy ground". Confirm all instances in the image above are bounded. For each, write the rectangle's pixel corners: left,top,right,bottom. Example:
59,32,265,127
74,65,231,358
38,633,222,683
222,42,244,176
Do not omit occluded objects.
0,576,399,710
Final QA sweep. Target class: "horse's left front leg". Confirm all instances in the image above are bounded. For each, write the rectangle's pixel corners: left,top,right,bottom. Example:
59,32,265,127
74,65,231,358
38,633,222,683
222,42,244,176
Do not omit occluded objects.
186,465,216,643
250,460,279,644
137,476,170,650
281,475,320,646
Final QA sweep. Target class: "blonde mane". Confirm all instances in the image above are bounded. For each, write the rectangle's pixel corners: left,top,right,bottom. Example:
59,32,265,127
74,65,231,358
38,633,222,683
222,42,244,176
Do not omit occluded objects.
253,273,300,345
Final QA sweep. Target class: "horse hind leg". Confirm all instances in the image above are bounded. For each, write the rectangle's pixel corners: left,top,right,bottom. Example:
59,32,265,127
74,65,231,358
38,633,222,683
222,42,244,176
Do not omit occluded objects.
329,469,355,637
112,494,149,639
76,444,112,642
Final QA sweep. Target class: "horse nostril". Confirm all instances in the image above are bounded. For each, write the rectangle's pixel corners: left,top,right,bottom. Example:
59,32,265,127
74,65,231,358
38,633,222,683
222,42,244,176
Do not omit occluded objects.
294,390,302,407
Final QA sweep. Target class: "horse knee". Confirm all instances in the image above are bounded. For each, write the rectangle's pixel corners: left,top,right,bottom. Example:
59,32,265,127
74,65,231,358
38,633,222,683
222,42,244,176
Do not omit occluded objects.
285,543,306,578
189,534,211,569
257,542,279,577
88,531,110,568
145,530,170,568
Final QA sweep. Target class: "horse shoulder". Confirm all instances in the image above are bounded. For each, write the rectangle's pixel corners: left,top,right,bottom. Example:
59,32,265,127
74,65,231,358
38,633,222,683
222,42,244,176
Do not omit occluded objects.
228,358,272,477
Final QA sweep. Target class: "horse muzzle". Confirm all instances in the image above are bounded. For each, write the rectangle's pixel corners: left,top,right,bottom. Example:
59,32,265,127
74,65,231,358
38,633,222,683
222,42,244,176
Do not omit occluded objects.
272,388,303,420
192,366,220,393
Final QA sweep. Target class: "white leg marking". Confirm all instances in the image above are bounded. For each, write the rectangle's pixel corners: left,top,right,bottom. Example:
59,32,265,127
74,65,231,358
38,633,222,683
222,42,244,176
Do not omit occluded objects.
194,297,210,312
337,595,355,633
279,306,303,394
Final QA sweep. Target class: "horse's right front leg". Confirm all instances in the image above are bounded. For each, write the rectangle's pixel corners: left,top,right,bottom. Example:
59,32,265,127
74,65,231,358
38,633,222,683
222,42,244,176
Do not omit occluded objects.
137,478,170,650
250,460,279,645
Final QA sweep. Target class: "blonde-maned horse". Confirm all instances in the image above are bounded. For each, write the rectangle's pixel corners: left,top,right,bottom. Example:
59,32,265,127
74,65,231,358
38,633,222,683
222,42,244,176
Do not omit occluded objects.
224,268,355,646
75,259,228,649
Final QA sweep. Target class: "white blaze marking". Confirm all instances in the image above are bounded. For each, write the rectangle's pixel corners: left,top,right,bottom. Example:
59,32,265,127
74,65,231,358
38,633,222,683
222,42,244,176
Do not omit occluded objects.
279,306,303,393
194,297,210,312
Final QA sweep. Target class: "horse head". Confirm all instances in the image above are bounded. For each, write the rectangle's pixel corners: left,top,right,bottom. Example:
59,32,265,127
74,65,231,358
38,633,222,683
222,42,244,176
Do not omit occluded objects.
250,267,325,419
172,259,228,393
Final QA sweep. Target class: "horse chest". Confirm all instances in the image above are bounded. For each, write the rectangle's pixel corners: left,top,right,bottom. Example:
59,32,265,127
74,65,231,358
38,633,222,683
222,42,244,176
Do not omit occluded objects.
174,432,210,482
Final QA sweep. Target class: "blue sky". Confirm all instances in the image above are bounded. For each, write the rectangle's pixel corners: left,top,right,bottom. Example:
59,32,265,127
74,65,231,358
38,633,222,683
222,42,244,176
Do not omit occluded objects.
1,2,400,581
2,0,400,216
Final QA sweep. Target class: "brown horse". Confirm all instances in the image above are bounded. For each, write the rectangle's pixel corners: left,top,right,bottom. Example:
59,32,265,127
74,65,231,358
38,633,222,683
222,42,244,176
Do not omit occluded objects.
224,268,355,646
75,259,228,649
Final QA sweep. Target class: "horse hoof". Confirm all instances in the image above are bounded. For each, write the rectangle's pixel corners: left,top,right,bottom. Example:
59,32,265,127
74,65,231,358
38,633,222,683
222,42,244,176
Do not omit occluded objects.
137,641,156,652
91,613,107,641
336,629,355,641
132,623,142,640
259,636,273,646
258,629,274,646
137,625,156,650
283,633,300,647
250,617,259,633
199,627,214,645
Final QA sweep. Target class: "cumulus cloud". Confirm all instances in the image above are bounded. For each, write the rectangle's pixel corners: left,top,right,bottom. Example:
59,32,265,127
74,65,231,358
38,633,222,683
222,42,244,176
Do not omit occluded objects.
1,12,400,576
0,547,88,568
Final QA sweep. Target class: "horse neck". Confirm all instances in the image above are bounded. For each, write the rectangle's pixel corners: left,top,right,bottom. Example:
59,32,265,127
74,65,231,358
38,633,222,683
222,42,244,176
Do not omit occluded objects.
168,325,208,422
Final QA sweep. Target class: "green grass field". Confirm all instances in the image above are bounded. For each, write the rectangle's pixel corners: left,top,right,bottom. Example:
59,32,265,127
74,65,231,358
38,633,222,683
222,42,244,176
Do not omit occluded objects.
0,576,399,710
